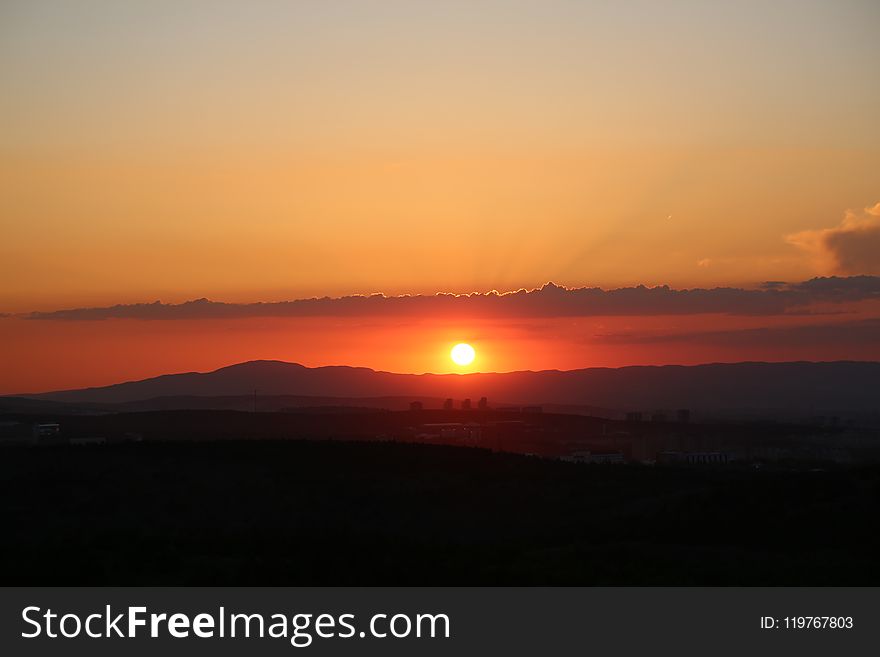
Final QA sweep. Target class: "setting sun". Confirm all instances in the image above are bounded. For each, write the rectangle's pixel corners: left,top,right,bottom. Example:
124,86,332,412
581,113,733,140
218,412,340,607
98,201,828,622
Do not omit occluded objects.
450,343,476,367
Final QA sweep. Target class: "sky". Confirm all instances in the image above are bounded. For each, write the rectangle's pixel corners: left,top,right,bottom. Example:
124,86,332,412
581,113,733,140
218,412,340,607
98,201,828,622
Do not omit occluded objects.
1,1,879,392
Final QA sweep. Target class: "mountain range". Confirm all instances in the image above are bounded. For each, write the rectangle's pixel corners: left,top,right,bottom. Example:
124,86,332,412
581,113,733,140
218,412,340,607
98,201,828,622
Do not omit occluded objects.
11,360,880,417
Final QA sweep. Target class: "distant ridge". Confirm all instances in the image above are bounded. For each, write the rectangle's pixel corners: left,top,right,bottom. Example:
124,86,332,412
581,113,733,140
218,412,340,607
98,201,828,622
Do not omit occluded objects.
12,360,880,415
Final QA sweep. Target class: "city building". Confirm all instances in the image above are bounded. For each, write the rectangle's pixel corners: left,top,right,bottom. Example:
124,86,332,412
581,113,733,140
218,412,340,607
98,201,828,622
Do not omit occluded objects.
657,451,729,465
417,423,483,442
31,423,62,445
561,450,625,464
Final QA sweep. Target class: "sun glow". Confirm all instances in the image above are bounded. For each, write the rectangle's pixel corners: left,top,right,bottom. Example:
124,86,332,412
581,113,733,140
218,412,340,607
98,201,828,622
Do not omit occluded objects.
450,343,476,366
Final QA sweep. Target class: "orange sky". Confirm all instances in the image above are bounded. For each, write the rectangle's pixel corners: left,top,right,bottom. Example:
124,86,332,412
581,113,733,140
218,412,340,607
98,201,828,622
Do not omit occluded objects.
3,293,880,393
2,2,879,392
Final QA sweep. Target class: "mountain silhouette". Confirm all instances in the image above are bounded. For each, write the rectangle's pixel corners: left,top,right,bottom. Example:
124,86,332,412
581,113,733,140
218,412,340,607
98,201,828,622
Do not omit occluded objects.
17,360,880,414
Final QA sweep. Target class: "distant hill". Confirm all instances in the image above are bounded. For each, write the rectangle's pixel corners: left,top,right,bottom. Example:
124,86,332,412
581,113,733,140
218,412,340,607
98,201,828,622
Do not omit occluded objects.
0,396,108,415
0,392,619,419
12,360,880,416
105,394,452,414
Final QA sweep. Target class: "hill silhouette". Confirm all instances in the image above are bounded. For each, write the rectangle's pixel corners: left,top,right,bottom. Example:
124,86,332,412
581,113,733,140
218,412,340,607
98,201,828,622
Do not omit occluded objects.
16,360,880,416
2,439,879,585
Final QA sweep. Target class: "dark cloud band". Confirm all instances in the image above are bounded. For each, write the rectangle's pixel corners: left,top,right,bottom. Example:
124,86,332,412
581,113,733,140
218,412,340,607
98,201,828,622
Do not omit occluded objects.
21,276,880,321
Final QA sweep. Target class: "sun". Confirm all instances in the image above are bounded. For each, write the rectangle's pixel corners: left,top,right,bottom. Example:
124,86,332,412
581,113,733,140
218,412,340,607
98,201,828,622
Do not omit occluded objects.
450,343,476,366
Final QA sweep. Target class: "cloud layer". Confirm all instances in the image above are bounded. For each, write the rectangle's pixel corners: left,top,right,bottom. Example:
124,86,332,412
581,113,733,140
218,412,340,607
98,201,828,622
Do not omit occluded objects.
788,202,880,275
22,276,880,321
593,318,880,348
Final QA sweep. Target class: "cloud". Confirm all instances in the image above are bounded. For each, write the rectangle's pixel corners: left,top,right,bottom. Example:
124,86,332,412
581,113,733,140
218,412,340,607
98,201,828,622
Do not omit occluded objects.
592,318,880,348
787,202,880,275
21,276,880,321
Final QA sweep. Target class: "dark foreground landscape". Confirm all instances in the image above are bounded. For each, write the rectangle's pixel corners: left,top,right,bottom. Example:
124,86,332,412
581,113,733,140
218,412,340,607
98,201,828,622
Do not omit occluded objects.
2,434,879,585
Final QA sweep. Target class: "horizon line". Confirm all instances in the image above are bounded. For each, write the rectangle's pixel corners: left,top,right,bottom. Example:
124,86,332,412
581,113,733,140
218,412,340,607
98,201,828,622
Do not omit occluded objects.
8,357,880,398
